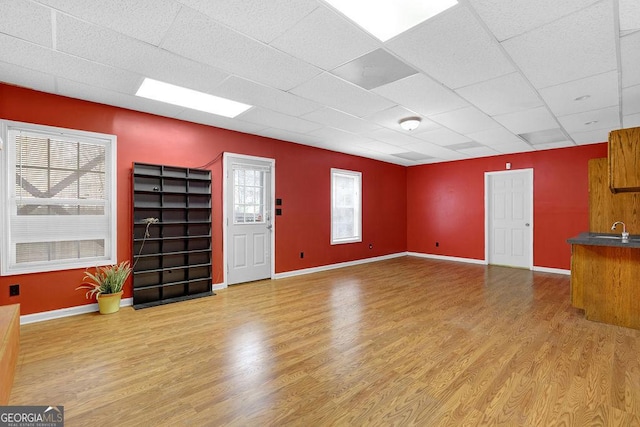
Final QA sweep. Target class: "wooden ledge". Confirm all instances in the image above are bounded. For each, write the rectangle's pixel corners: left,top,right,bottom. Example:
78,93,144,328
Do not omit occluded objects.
0,304,20,404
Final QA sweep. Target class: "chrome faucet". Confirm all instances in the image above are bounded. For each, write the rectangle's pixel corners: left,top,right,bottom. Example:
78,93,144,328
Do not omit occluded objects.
611,221,629,240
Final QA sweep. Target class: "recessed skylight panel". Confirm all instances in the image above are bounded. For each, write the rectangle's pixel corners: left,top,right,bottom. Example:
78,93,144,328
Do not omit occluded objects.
324,0,458,41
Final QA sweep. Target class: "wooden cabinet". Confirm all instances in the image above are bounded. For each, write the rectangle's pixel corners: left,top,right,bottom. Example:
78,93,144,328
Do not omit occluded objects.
570,244,640,330
132,163,213,309
589,158,640,233
609,126,640,192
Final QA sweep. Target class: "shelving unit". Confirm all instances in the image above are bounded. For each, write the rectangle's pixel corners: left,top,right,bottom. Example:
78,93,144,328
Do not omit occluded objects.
132,163,213,309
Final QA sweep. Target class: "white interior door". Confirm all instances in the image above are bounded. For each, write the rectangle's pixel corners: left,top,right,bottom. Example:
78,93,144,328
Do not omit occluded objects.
224,155,274,285
486,169,533,269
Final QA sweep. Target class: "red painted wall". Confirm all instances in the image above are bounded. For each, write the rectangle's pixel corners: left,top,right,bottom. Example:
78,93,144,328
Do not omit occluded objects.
406,144,608,269
0,84,407,315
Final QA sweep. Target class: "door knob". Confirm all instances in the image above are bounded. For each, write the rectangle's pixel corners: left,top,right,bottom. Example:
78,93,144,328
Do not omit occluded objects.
525,223,530,227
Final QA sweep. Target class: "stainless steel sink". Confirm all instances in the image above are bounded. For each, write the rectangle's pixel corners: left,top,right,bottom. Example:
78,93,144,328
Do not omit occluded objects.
592,235,622,240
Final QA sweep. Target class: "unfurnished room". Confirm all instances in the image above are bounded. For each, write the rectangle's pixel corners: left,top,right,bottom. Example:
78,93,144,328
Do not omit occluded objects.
0,0,639,425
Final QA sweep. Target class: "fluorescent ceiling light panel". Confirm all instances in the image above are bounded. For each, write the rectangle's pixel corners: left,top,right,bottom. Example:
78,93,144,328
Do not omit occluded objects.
324,0,458,41
136,78,252,118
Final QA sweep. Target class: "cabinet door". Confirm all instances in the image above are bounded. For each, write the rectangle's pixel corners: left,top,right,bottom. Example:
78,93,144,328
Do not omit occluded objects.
609,127,640,192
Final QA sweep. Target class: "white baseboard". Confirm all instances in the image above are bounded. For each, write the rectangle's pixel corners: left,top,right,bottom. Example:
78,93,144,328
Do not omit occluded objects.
20,297,133,325
532,266,571,275
408,252,570,275
20,257,570,325
212,282,227,291
407,252,487,265
274,252,407,279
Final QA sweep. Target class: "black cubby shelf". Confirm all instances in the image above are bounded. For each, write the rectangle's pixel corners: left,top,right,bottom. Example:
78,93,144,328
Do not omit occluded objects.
132,162,214,309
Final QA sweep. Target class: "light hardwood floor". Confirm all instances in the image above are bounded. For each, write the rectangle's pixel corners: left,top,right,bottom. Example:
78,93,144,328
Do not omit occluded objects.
10,257,640,426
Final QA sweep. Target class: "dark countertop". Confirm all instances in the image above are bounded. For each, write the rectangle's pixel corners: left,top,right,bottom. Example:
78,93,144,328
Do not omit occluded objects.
567,232,640,248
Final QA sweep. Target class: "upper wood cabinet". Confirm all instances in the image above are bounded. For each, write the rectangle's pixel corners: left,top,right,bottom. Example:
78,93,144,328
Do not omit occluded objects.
609,126,640,192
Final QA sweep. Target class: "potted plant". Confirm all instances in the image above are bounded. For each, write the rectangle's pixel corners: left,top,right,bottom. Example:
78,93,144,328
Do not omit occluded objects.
76,261,132,314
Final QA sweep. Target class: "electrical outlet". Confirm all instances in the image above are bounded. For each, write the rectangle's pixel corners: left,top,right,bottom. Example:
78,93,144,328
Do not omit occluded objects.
300,252,304,259
9,284,19,296
369,243,373,249
436,242,439,247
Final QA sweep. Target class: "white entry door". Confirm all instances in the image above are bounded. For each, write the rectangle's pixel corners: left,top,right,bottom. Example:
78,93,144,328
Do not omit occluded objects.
224,154,274,285
486,169,533,269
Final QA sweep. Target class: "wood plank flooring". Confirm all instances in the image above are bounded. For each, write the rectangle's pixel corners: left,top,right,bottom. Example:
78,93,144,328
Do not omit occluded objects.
9,256,640,426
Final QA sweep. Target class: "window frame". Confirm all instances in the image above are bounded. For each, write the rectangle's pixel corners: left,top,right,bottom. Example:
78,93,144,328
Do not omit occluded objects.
330,168,362,245
0,119,117,276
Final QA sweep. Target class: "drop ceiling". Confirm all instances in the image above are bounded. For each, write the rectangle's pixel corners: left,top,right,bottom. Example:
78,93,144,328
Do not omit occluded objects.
1,0,639,166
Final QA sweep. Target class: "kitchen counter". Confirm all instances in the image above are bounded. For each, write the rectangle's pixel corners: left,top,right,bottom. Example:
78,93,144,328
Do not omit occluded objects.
567,232,640,248
568,234,640,329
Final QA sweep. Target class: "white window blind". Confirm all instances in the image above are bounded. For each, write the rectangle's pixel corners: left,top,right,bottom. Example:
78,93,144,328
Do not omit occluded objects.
233,164,267,224
1,121,117,275
331,168,362,244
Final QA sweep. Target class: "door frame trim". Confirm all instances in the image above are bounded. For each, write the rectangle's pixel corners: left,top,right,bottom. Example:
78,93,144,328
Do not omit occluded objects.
484,168,534,269
223,152,276,286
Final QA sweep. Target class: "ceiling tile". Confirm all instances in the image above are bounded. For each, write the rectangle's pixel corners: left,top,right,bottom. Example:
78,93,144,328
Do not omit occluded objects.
307,127,377,146
0,61,56,93
174,109,268,134
213,76,320,117
569,128,610,145
301,108,381,134
386,5,514,89
466,127,525,147
501,1,617,89
619,0,640,33
363,105,440,132
254,128,325,146
468,0,600,41
289,72,395,118
403,141,468,160
331,48,417,90
391,152,435,161
491,142,535,153
519,128,567,145
55,14,229,94
557,106,621,133
539,71,619,117
457,146,499,158
0,0,52,47
429,106,499,134
455,72,543,116
532,141,575,151
623,84,640,116
238,108,322,134
41,0,180,46
362,128,424,147
355,140,405,155
55,78,187,119
373,73,469,117
177,0,319,43
162,7,320,91
414,128,472,146
494,106,559,134
270,8,379,71
0,32,55,75
51,52,142,94
621,31,640,88
623,113,640,128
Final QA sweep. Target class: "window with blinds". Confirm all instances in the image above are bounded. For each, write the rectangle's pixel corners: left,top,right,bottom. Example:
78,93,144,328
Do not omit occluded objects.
331,168,362,244
1,120,117,275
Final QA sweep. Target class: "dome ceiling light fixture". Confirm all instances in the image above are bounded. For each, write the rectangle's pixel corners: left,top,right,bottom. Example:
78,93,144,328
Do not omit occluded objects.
399,117,421,131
